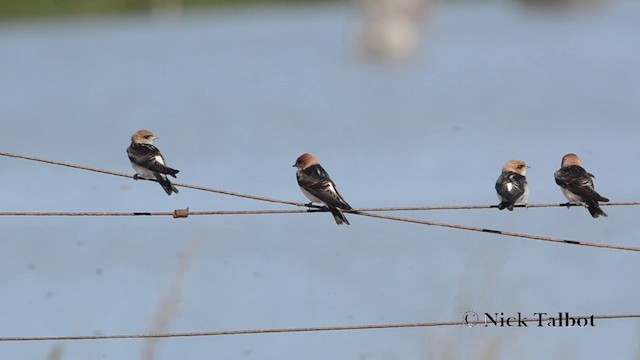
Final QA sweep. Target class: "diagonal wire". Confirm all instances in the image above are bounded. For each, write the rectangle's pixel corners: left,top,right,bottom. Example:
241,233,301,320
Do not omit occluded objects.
0,151,309,207
0,203,639,217
2,151,638,212
2,151,639,252
352,211,640,253
0,210,309,217
2,154,639,340
0,208,638,252
1,314,638,342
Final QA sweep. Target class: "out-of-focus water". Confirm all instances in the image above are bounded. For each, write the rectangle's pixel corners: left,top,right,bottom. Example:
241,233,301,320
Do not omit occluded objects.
1,2,639,359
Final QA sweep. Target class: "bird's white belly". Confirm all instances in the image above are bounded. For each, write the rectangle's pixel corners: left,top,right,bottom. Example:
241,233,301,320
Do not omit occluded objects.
520,184,530,204
300,187,323,204
561,187,584,204
130,161,156,180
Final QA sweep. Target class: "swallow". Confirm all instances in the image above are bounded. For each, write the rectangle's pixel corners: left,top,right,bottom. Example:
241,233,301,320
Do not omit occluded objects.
293,153,352,225
127,129,179,195
495,160,530,211
554,153,609,218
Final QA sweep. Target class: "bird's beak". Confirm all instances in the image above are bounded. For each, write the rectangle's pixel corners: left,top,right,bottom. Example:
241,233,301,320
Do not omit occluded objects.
292,164,297,167
152,136,159,141
527,166,531,169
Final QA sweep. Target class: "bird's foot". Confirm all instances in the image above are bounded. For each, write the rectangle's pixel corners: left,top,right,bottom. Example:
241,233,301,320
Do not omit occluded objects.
133,174,141,181
305,204,328,213
563,202,571,209
304,202,322,212
305,202,325,209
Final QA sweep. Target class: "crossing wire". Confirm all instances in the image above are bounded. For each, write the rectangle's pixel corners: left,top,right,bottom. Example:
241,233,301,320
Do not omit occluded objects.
3,151,636,212
2,151,639,253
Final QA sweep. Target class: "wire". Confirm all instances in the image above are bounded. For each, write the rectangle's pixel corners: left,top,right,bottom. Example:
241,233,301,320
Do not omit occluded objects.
3,151,636,212
1,152,639,341
0,210,307,217
0,152,307,207
353,211,640,252
1,314,637,342
355,202,640,211
0,208,638,252
2,152,639,253
0,200,640,216
0,202,638,217
1,203,639,217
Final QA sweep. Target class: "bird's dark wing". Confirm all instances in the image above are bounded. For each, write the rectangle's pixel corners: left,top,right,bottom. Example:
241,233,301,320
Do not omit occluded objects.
127,143,179,177
297,164,351,210
555,165,607,202
495,172,527,203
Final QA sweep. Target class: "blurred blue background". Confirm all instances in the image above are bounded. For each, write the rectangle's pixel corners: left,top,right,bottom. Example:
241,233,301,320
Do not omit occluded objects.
1,0,639,359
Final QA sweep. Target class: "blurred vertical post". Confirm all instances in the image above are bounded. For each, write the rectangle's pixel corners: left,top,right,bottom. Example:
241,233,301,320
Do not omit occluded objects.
142,236,202,360
355,0,429,64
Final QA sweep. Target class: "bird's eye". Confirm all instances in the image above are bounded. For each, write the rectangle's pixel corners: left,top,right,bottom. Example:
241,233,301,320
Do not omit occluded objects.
144,135,152,138
517,165,524,169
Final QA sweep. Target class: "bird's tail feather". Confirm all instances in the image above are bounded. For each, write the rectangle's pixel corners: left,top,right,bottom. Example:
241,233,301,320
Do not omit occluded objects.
156,175,179,195
498,201,514,211
587,201,607,218
329,207,350,225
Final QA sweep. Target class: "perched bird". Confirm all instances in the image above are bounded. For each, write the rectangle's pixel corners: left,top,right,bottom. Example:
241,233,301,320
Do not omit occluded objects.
293,153,352,225
554,153,609,218
495,160,530,211
127,129,179,195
